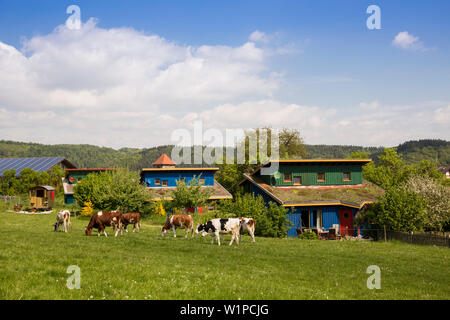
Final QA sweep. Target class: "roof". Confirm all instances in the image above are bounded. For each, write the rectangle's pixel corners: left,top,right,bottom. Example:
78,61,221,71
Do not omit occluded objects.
66,168,118,172
147,180,232,201
141,167,219,173
30,185,55,191
251,158,372,175
242,173,383,209
152,154,176,166
266,159,372,163
0,157,76,177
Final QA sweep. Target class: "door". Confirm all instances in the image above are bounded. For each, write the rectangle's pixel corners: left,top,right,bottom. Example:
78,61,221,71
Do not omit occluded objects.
339,209,353,236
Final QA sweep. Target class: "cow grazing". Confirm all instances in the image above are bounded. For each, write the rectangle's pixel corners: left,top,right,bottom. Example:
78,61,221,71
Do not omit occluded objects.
239,217,256,242
54,209,71,232
161,214,194,238
85,211,122,237
195,218,241,246
120,212,141,234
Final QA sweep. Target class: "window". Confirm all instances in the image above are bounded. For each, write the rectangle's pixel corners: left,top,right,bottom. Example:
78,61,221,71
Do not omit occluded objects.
155,179,161,185
343,172,351,181
283,173,292,183
199,178,205,185
313,210,323,229
317,172,325,182
293,176,302,185
162,180,168,187
36,189,44,198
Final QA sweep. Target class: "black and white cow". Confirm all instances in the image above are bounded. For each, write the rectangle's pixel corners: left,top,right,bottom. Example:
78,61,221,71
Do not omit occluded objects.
195,218,241,246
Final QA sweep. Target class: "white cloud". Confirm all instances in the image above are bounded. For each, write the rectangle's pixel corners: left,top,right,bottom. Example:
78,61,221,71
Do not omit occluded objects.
249,30,270,44
359,101,379,110
392,31,429,51
0,20,447,149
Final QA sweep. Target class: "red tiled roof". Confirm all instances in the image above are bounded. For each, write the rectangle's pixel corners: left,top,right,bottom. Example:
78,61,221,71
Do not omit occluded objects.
152,154,176,165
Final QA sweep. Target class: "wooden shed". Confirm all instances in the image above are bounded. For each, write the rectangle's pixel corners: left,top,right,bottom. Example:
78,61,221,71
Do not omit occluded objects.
29,185,55,209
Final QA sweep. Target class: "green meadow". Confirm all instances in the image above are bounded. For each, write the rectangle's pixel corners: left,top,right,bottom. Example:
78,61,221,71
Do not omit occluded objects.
0,211,448,300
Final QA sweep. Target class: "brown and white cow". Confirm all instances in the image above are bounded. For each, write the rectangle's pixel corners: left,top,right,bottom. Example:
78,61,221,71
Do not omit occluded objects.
161,214,194,238
239,217,256,242
119,212,141,234
54,209,71,232
85,211,122,237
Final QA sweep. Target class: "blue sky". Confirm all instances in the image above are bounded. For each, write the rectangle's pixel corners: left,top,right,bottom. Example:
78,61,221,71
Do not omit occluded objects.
0,0,448,148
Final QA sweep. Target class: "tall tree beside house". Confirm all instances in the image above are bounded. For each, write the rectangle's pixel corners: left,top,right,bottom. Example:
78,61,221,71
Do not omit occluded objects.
364,187,428,232
361,148,450,232
278,128,307,159
216,127,307,194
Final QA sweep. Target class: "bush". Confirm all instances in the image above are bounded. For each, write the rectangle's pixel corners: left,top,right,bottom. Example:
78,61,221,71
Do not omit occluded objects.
364,187,427,232
74,169,151,213
298,229,318,240
218,193,290,237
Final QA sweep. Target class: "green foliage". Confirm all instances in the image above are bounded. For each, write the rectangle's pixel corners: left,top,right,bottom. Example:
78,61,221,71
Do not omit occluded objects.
215,162,248,195
365,187,427,232
403,175,450,232
0,167,65,196
74,169,152,213
171,177,213,211
219,193,290,237
298,229,319,240
278,128,307,159
346,151,369,159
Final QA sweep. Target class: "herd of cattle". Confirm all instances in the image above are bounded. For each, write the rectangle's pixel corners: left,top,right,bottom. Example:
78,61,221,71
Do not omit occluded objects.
53,209,255,246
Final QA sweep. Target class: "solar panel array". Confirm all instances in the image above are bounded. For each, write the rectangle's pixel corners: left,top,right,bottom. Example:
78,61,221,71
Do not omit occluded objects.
0,157,66,177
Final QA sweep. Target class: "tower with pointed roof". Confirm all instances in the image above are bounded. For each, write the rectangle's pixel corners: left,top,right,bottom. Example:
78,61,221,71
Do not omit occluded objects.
152,153,176,168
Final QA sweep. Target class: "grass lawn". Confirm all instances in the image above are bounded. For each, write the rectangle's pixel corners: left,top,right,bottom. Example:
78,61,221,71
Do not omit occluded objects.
0,211,448,300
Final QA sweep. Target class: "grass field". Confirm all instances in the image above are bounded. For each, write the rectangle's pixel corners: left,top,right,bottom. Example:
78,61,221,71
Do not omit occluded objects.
0,211,449,300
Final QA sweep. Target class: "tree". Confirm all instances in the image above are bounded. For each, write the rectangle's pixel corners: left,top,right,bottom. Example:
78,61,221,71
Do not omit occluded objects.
364,187,427,232
17,168,41,194
0,169,19,195
74,169,151,212
278,128,307,159
171,177,213,212
216,127,307,195
403,175,450,232
346,151,369,159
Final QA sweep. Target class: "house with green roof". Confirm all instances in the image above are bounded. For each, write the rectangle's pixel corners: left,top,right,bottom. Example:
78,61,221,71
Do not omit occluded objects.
239,159,384,237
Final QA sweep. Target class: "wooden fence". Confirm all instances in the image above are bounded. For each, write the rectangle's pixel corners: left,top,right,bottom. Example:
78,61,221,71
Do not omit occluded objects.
376,230,449,248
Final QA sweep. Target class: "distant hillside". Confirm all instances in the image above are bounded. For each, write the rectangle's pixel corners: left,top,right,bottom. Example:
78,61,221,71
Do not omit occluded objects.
396,139,450,165
0,139,448,170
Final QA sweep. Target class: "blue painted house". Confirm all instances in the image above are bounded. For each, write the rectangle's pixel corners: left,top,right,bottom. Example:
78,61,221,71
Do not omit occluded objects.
239,159,384,237
140,154,232,209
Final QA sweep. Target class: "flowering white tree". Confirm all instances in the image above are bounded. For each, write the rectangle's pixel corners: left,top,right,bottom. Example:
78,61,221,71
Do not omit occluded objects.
404,175,450,232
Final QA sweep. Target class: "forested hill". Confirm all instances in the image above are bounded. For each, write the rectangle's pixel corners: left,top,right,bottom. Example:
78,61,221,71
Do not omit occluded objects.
0,139,448,170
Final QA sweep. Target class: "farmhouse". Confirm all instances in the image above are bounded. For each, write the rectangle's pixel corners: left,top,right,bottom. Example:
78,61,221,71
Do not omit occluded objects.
239,159,384,237
0,157,76,177
140,154,232,211
62,168,118,204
